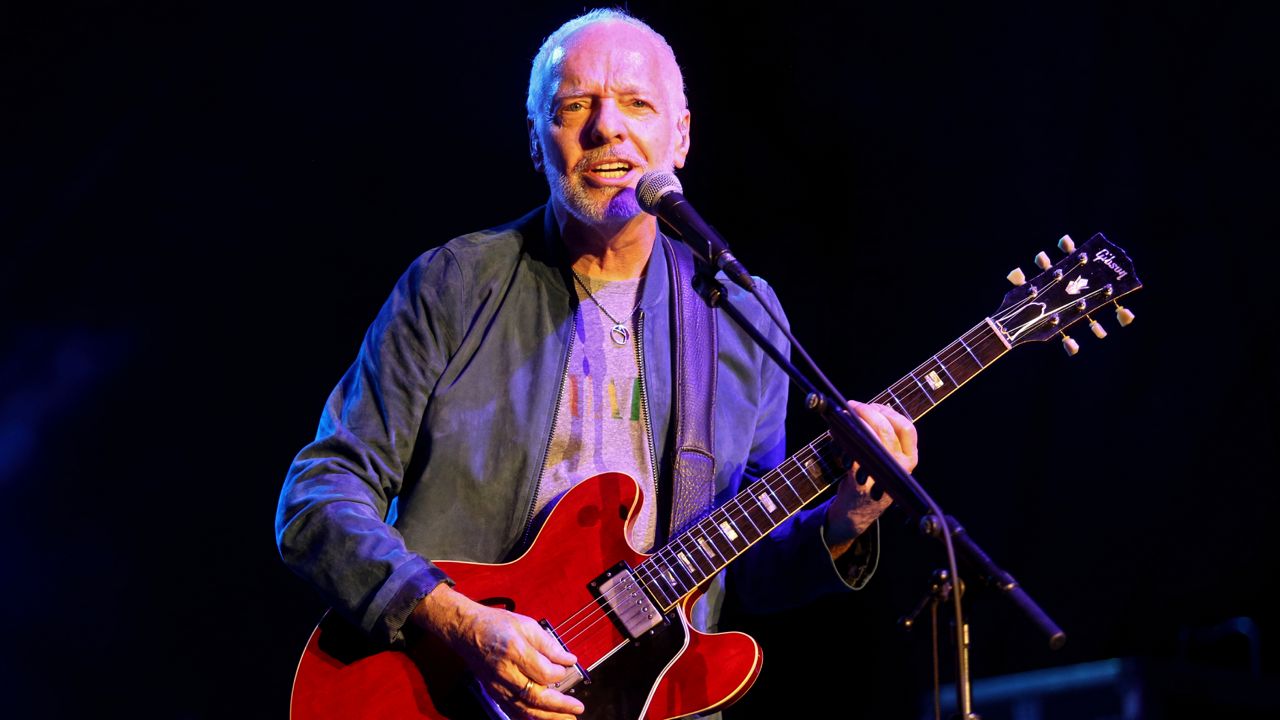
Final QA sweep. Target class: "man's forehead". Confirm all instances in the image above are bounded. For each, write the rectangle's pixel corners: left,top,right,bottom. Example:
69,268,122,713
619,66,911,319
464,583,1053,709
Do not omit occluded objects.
546,23,677,93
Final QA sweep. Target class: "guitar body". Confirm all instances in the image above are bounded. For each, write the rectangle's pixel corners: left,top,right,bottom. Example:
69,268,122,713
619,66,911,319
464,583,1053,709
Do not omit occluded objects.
291,472,763,719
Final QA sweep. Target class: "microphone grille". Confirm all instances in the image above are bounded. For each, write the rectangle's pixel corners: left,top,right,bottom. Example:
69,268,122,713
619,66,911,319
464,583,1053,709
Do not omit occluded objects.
636,172,683,215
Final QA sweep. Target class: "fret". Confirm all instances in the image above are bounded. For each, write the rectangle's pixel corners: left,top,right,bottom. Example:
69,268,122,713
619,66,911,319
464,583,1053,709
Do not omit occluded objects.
694,533,719,562
909,371,939,405
658,553,692,594
691,530,721,573
734,497,766,538
674,547,700,577
884,387,909,417
889,378,927,418
754,485,783,518
716,516,740,543
771,462,805,505
939,348,981,387
717,516,748,551
641,570,677,607
785,456,811,493
740,504,776,547
691,519,723,559
677,533,717,578
673,549,695,574
796,455,826,493
703,515,738,559
946,333,989,377
768,479,799,511
912,360,958,406
933,354,959,387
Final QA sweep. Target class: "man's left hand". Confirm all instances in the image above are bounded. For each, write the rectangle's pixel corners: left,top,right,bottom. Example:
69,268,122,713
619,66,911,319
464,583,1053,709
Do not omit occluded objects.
824,401,919,555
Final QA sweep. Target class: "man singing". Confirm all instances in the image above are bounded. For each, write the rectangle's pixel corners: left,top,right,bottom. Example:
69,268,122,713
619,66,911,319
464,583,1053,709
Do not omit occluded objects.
277,9,917,719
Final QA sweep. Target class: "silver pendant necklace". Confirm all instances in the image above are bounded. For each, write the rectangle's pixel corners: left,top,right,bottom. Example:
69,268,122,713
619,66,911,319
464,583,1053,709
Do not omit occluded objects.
571,269,639,346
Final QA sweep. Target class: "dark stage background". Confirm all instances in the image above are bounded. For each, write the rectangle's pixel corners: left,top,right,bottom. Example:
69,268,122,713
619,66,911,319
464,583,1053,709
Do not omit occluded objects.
4,1,1277,717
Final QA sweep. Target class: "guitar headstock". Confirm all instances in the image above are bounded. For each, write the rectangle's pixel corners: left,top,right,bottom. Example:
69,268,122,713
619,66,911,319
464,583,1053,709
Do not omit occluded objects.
992,233,1142,352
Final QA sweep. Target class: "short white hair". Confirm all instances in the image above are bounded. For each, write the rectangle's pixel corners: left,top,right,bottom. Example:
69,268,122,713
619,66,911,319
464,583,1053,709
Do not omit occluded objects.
526,8,687,125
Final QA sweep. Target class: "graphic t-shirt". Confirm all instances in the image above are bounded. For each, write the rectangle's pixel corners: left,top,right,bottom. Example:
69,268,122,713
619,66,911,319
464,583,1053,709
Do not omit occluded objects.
536,274,658,552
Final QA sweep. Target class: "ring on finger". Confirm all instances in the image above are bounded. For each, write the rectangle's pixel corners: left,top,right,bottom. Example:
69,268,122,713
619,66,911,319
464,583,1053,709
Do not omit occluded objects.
522,679,536,699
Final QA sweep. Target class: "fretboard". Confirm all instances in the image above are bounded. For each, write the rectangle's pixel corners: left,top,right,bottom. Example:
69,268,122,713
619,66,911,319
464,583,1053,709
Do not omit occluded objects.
637,318,1011,610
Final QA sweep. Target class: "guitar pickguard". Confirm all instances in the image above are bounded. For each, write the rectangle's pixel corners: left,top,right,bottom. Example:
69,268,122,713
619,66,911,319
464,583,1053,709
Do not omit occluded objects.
570,608,687,720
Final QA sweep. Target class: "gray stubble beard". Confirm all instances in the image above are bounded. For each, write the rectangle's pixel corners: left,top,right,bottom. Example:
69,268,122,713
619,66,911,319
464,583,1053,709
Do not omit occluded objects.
547,167,644,226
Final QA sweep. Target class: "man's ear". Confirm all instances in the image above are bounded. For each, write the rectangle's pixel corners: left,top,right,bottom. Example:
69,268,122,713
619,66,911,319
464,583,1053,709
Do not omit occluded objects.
673,110,691,169
528,118,544,173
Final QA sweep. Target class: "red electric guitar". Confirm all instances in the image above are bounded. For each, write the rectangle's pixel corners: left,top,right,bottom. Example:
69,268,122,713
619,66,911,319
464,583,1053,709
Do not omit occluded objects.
291,234,1142,719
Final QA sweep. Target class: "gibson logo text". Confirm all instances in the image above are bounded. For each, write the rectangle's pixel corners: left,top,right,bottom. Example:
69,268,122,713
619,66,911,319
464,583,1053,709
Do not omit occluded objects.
1094,249,1128,280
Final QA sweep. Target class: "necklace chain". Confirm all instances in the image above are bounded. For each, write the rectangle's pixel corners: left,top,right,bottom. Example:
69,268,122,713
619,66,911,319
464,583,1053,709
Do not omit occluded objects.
571,269,641,345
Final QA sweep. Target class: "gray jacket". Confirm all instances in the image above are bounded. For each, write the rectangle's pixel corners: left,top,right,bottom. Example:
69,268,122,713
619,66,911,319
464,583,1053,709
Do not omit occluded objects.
276,206,867,645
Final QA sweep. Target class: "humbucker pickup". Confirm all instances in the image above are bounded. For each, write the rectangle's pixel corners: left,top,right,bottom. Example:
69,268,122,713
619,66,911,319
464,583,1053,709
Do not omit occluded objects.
590,562,664,640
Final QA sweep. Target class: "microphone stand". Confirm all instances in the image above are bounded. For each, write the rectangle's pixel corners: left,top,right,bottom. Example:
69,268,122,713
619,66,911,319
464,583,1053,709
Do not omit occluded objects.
688,263,1066,719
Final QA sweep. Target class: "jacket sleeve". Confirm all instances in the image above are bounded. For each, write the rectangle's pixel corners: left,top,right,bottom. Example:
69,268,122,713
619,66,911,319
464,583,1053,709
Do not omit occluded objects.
275,247,462,645
725,281,881,615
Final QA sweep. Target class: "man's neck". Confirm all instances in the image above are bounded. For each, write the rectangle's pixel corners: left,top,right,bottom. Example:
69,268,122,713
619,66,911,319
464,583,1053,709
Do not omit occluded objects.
554,204,657,281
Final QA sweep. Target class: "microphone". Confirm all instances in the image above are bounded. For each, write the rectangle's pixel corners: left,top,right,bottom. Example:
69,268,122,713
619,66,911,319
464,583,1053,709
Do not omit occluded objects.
636,172,756,291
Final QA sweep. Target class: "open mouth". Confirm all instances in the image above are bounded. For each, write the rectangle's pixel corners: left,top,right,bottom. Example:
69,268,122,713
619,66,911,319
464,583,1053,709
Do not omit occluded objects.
587,160,637,182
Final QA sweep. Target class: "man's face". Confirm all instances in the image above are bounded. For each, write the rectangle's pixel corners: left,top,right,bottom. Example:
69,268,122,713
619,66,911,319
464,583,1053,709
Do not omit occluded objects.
530,22,691,226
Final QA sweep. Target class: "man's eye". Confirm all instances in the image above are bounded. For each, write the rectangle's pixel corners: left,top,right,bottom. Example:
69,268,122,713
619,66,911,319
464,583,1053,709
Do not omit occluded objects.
563,101,587,112
631,99,651,109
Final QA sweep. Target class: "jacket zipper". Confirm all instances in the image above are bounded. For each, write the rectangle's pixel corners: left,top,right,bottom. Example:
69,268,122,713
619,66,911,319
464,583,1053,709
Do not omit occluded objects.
520,306,577,548
633,309,661,547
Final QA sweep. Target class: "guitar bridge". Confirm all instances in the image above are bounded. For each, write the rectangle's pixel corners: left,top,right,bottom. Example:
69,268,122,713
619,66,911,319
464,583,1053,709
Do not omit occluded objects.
590,562,664,640
539,619,589,693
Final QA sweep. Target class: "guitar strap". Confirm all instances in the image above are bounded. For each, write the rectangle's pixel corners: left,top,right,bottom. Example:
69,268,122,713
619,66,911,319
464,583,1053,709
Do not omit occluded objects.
662,235,717,539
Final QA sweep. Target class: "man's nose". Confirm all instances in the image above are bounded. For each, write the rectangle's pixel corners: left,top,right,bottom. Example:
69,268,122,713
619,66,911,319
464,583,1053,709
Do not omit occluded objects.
587,99,627,145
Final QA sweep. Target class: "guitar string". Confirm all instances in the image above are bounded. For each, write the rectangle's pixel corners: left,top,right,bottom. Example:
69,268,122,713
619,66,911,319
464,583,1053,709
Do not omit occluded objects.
552,327,1018,653
552,288,1129,649
553,343,1005,653
550,285,1125,647
549,325,1012,646
561,280,1130,649
548,326,1013,651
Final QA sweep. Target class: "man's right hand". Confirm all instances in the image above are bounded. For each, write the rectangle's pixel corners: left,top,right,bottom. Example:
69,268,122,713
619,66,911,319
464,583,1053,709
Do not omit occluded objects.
411,584,585,719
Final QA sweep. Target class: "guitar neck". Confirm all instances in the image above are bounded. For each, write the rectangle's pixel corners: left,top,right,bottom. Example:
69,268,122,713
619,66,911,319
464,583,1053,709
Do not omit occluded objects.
638,318,1012,611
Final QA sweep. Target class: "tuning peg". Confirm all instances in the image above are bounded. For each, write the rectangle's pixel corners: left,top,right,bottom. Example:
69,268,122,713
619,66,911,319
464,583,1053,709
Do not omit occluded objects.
1058,234,1075,253
1007,267,1026,286
1115,304,1135,326
1061,332,1080,356
1088,317,1108,339
1035,251,1052,270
